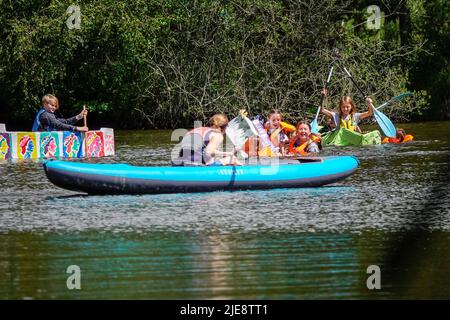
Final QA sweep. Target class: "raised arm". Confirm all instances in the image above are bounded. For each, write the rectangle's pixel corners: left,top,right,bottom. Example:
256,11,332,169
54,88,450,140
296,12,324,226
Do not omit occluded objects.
359,96,374,120
319,88,334,118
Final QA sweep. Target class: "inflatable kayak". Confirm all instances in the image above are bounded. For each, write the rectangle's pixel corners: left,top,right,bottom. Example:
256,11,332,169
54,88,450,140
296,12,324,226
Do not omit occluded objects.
43,156,359,195
322,128,381,146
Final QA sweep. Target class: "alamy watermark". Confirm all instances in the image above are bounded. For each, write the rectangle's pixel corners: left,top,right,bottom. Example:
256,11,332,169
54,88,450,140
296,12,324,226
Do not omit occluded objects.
66,5,81,30
170,121,281,175
66,265,81,290
367,5,382,30
366,265,381,290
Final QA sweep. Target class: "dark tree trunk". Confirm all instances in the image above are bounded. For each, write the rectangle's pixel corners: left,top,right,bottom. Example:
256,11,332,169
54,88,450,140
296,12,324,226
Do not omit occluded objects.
398,1,412,46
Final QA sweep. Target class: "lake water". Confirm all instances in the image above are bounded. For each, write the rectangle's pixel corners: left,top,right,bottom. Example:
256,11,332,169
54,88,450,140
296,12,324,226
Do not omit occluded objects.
1,122,449,299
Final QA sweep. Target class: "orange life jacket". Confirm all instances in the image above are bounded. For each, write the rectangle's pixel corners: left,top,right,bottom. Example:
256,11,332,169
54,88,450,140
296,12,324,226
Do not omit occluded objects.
269,127,283,147
280,121,296,133
244,122,295,158
289,135,321,156
382,134,414,144
243,137,277,157
403,134,414,142
267,122,294,147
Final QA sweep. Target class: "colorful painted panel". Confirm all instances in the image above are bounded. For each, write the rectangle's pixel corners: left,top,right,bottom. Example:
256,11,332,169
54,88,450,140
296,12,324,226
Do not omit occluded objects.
101,128,115,156
1,127,113,159
85,131,105,158
17,133,38,159
0,133,11,159
39,132,61,158
62,131,84,158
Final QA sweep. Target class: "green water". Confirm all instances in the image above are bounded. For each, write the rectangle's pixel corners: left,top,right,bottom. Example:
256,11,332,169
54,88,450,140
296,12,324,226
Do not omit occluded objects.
0,122,449,299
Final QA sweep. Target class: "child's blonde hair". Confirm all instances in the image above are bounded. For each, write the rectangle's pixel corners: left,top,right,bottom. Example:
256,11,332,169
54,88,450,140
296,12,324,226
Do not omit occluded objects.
42,94,59,110
338,96,357,116
209,113,228,130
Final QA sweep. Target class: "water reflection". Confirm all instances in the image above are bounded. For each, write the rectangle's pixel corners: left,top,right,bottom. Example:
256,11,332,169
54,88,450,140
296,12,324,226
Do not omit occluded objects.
0,230,393,299
0,121,449,299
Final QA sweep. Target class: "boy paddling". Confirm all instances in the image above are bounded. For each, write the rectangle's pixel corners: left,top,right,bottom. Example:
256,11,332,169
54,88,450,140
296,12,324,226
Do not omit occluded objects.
32,94,88,132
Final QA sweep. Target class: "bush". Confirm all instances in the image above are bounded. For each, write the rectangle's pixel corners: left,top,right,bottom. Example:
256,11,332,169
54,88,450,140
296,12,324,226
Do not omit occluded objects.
0,0,438,129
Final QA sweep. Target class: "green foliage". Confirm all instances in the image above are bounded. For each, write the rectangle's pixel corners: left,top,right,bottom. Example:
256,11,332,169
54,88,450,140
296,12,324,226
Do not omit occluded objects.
0,0,447,129
406,0,450,120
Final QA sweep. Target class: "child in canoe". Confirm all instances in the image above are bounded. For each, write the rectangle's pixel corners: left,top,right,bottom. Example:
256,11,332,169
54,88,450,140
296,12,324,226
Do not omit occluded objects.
175,113,242,166
243,110,295,157
382,128,414,144
288,121,322,156
320,89,375,133
263,109,294,156
32,94,88,132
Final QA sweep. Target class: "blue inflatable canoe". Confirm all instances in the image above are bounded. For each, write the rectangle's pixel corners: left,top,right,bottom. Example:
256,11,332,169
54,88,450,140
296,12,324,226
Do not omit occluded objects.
43,156,359,195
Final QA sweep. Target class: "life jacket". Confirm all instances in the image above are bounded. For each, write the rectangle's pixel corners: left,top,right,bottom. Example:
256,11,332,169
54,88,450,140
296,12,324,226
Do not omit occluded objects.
269,127,283,147
32,108,47,131
243,138,275,157
403,134,414,142
382,134,414,144
176,127,213,165
268,122,295,146
289,135,321,156
280,121,296,133
243,119,294,158
252,118,278,157
243,136,259,157
258,146,275,157
340,115,356,131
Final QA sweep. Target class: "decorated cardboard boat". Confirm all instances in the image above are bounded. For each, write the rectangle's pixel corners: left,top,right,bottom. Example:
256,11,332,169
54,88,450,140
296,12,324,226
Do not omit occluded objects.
0,124,115,160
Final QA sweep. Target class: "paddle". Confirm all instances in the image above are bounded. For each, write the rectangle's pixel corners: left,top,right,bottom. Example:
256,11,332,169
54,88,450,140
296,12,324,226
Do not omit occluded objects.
342,66,397,138
83,105,87,127
82,105,87,154
376,92,412,111
311,38,336,134
311,65,334,134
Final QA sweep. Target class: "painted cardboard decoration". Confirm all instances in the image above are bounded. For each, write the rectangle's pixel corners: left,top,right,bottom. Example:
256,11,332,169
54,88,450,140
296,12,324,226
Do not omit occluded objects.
85,131,104,158
39,132,61,158
63,131,84,158
102,128,115,156
0,133,11,160
17,133,38,159
0,124,115,160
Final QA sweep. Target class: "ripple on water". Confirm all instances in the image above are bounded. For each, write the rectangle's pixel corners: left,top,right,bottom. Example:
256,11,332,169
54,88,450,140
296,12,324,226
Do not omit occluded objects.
1,126,449,234
1,125,450,299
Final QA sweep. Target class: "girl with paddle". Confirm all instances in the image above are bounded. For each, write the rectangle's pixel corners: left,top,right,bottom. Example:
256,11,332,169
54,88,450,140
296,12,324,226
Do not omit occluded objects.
319,89,375,133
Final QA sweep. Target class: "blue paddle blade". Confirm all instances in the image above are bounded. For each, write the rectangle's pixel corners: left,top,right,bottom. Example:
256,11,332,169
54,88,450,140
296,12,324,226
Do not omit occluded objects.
373,108,396,137
392,91,412,101
310,105,322,134
310,119,319,134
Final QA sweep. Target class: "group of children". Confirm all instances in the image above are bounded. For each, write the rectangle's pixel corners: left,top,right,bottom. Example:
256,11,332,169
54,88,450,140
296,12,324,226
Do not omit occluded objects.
243,92,376,158
244,111,321,158
34,92,413,167
174,92,380,166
